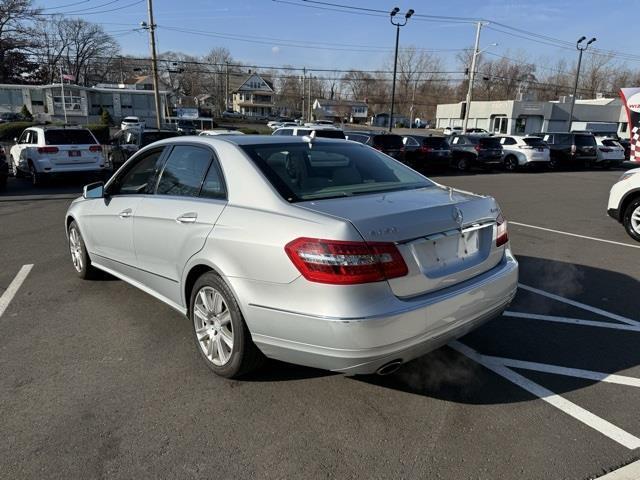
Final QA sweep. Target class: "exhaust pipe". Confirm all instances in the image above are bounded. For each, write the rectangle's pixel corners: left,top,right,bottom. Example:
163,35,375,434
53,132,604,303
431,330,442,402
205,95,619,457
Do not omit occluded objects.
376,360,403,376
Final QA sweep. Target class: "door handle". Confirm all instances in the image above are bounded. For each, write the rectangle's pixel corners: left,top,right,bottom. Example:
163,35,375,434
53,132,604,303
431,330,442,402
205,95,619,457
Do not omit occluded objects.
176,212,198,223
119,208,132,218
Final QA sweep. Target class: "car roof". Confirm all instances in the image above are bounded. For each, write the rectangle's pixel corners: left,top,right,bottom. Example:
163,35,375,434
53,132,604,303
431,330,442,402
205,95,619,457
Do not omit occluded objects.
149,134,350,147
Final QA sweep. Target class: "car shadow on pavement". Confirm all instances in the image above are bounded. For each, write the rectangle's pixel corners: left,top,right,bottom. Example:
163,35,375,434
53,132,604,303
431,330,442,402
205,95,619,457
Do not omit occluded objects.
355,255,640,404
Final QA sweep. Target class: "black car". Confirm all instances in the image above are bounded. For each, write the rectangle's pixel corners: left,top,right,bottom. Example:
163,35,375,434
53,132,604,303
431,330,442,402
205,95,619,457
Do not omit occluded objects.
530,132,597,168
402,135,451,171
345,131,405,162
177,119,197,135
618,138,631,161
447,134,503,171
0,146,7,190
108,129,181,170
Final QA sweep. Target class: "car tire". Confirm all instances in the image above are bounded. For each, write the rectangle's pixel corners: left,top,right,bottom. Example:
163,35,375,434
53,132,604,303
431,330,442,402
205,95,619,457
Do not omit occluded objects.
456,156,470,172
29,163,44,187
68,221,100,279
622,198,640,242
190,272,264,378
504,155,519,172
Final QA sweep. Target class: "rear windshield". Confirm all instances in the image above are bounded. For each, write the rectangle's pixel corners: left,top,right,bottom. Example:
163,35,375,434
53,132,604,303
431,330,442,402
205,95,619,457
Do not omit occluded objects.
478,137,501,148
240,142,433,202
575,134,596,147
141,131,179,146
523,137,546,147
422,137,449,148
45,129,96,145
601,139,619,147
372,135,403,149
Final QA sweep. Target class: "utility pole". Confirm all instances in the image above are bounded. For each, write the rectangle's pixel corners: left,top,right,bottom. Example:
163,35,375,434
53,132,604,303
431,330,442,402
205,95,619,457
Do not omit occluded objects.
388,7,414,132
307,75,312,121
569,36,596,129
302,67,306,122
463,21,483,133
225,61,229,113
144,0,162,129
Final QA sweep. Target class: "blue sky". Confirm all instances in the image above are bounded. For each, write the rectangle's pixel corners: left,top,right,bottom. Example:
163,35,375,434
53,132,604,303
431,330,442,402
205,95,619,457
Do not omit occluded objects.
37,0,636,72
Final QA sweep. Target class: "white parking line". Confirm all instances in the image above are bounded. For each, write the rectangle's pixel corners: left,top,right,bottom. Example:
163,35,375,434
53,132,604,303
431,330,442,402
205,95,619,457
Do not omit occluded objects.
510,221,640,250
450,341,640,450
0,264,33,317
518,283,640,326
479,354,640,388
503,311,640,333
597,460,640,479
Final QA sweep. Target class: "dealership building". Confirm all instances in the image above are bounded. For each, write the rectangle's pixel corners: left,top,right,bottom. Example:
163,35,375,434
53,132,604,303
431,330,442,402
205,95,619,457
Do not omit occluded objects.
0,82,169,125
435,96,629,138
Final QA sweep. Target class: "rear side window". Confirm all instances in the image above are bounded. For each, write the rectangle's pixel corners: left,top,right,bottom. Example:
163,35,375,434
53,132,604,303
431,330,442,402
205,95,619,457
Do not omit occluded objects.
500,137,517,145
45,129,97,145
156,145,212,197
422,137,449,149
314,130,345,139
141,131,179,146
575,134,596,147
479,137,501,148
372,135,403,148
523,137,546,147
275,129,293,136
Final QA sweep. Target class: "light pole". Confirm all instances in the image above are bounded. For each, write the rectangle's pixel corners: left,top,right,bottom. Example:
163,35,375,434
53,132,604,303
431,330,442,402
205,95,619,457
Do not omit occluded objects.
462,21,496,132
388,7,414,132
568,36,596,129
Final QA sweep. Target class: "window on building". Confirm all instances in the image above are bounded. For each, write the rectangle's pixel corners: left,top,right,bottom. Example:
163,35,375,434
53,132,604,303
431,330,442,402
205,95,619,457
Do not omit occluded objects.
515,117,527,134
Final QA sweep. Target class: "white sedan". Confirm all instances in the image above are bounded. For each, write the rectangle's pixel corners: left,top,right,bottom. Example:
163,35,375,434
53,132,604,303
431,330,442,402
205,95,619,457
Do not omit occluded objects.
608,168,640,242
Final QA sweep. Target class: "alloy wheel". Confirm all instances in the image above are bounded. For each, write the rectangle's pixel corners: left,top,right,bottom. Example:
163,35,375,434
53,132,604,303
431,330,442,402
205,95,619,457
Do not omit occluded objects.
69,227,83,272
193,286,234,366
631,205,640,235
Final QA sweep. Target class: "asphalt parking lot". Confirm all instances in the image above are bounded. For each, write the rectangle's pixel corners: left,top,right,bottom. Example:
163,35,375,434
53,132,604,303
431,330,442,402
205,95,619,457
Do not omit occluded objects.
1,167,639,480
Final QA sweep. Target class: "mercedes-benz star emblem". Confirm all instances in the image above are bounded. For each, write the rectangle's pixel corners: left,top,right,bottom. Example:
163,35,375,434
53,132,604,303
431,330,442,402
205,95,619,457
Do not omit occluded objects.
452,207,463,226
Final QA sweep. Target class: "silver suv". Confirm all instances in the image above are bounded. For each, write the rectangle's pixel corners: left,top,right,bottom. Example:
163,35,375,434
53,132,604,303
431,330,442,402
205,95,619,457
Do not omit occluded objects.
66,136,518,378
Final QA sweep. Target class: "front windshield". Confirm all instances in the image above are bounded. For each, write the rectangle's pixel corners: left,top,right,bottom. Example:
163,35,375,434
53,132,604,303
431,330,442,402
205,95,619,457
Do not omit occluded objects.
241,142,433,202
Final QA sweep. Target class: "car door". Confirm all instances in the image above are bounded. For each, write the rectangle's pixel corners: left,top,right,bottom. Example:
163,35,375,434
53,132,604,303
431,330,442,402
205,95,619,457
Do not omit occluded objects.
11,130,32,172
132,144,227,304
82,147,167,270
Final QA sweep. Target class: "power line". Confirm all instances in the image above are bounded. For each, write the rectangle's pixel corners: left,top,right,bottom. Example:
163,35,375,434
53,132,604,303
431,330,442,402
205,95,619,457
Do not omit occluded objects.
36,0,144,16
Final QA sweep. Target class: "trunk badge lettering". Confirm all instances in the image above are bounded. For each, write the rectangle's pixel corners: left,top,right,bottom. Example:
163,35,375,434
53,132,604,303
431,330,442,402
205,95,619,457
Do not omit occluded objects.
369,227,398,237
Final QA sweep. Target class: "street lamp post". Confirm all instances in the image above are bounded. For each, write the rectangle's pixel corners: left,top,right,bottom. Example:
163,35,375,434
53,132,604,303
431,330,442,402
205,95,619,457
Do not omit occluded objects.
568,36,596,129
388,7,414,132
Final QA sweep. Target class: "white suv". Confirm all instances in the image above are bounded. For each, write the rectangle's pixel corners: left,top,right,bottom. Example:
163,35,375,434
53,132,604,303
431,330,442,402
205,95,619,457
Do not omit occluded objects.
596,137,625,166
10,126,106,186
497,135,550,171
608,169,640,242
272,126,345,139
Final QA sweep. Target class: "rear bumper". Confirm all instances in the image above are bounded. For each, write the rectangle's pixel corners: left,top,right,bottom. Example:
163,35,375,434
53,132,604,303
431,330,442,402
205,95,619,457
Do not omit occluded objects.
247,249,519,374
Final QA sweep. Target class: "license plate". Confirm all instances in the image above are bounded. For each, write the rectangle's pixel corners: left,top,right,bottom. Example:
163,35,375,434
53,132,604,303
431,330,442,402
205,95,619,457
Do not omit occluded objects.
68,150,81,157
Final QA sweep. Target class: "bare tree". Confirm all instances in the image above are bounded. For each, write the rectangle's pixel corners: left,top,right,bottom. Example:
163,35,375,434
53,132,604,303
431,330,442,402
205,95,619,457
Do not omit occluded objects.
0,0,41,82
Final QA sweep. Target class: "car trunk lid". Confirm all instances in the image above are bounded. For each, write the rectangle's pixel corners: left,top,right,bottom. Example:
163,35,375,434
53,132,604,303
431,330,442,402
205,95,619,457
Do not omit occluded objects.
297,186,505,297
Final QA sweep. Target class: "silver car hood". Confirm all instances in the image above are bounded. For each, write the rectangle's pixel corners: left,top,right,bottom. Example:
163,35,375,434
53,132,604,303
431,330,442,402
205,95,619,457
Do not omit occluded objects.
296,186,498,243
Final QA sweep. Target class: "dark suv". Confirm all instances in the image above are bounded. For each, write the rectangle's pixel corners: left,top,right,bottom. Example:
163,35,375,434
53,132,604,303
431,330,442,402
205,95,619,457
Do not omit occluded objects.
531,132,597,168
402,135,451,171
109,129,181,170
345,131,405,162
447,134,503,171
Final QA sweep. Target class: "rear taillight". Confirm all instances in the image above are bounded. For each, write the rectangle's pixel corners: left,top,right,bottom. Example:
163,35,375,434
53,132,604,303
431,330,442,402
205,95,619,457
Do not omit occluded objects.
89,145,102,152
419,146,433,154
285,237,408,285
37,146,59,154
496,213,509,247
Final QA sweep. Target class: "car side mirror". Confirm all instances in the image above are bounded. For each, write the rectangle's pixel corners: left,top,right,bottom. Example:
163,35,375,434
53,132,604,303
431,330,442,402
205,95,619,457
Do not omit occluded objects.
83,181,104,199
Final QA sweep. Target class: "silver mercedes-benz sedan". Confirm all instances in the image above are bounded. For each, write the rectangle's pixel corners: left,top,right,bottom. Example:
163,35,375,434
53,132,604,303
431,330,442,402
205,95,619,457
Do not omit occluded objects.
65,135,518,378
